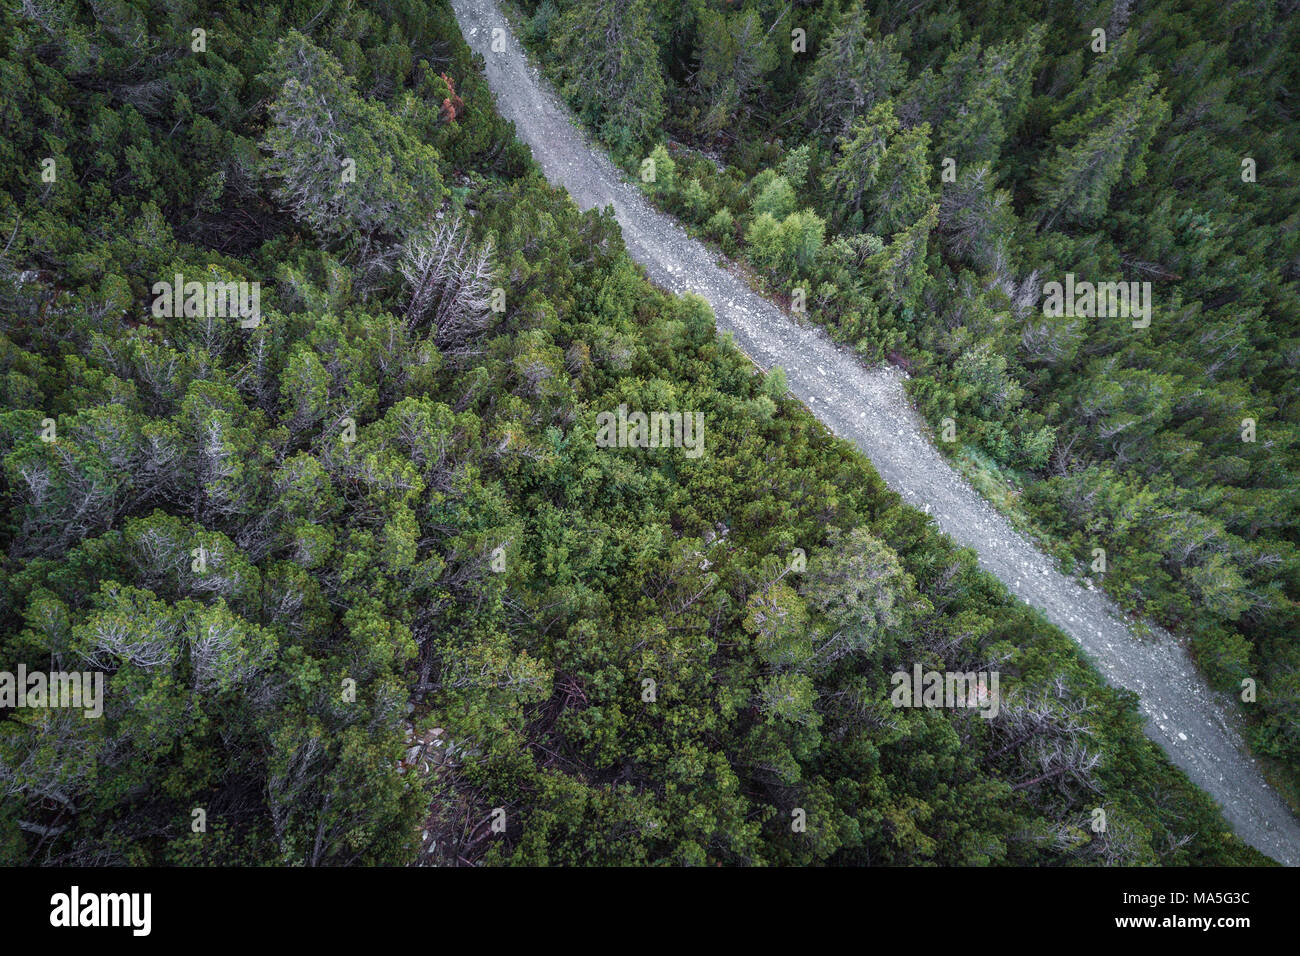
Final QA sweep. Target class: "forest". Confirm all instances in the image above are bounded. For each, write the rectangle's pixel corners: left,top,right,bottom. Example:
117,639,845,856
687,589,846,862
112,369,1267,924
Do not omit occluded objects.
517,0,1300,807
0,0,1286,865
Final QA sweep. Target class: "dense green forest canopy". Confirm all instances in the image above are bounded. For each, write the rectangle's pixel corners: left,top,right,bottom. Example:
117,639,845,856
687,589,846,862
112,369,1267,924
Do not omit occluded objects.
519,0,1300,796
0,0,1273,864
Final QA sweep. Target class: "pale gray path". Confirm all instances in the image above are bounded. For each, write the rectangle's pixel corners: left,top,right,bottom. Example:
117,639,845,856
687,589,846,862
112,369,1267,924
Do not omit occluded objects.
451,0,1300,865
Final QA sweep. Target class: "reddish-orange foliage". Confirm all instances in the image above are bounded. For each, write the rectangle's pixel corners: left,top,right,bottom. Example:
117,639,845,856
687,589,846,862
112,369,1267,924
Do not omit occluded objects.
439,72,465,123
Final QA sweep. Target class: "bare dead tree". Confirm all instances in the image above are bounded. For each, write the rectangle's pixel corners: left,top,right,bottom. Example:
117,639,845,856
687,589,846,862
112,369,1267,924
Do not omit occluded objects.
400,215,496,357
989,676,1103,803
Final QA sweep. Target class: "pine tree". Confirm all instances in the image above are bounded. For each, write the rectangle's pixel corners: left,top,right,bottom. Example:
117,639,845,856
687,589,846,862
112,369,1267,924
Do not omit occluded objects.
867,203,939,313
870,121,935,237
931,28,1044,169
550,0,665,153
260,31,444,249
802,1,905,135
825,102,897,231
694,6,777,138
800,526,913,669
1036,73,1170,228
938,162,1014,272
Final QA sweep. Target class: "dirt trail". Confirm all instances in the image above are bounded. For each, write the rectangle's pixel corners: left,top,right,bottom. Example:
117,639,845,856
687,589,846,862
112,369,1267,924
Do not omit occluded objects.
451,0,1300,865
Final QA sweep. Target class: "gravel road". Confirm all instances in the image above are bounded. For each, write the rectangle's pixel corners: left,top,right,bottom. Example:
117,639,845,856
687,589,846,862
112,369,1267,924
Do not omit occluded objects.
451,0,1300,865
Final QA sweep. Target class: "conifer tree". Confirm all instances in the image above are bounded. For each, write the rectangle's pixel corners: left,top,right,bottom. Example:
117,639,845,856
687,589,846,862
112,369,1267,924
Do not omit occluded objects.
867,203,939,313
694,6,778,138
1036,73,1170,228
549,0,665,152
802,0,905,135
825,102,897,231
870,121,935,237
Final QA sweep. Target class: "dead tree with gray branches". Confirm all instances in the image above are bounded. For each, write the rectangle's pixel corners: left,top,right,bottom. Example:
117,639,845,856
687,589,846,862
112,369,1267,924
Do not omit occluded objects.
400,215,496,358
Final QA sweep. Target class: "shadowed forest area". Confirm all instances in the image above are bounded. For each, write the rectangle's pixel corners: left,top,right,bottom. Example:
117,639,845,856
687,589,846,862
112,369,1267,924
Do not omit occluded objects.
0,0,1291,867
